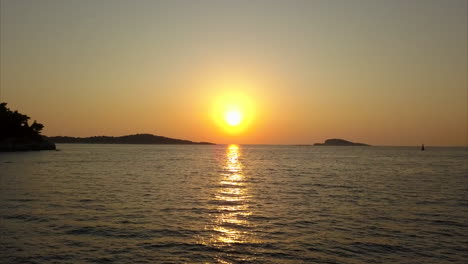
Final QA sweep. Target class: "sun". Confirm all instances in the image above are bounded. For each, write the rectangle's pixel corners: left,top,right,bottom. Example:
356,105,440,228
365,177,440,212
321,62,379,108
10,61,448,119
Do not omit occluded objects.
212,92,255,135
225,110,242,126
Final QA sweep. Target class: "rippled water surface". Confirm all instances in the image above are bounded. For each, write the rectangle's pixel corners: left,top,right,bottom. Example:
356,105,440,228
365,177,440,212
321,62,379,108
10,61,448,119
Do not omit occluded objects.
1,144,467,263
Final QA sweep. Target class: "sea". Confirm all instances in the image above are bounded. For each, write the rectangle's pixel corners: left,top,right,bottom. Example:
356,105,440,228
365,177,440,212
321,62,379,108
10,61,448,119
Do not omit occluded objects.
0,144,467,264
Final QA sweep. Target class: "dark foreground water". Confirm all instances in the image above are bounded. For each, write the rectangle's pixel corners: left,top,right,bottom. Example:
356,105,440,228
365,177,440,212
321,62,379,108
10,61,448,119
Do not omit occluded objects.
1,144,467,264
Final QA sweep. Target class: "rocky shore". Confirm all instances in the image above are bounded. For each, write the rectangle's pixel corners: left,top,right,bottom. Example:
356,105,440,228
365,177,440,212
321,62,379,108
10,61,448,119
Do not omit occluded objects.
0,137,56,151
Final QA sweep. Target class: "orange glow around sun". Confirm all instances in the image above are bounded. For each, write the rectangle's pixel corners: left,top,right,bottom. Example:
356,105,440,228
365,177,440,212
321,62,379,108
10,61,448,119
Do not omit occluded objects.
212,92,255,135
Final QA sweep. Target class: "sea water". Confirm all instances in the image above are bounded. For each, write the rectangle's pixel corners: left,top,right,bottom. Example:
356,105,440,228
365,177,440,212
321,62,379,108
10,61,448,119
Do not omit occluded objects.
0,144,467,263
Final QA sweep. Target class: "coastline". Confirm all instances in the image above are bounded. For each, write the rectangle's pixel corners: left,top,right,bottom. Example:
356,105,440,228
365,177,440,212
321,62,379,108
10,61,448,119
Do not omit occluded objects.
0,138,56,152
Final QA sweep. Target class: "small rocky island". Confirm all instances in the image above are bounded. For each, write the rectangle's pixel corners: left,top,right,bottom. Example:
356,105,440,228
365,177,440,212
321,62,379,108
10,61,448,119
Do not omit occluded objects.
0,103,56,151
48,134,215,145
314,138,370,146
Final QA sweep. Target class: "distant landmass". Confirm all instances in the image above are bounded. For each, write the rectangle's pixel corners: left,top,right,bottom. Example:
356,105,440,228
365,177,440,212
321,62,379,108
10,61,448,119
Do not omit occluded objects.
48,134,215,145
0,102,56,151
314,138,370,146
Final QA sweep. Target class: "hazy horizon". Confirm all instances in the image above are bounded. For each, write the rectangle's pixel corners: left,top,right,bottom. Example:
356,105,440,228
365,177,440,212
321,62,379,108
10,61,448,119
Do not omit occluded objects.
1,0,467,146
44,133,467,147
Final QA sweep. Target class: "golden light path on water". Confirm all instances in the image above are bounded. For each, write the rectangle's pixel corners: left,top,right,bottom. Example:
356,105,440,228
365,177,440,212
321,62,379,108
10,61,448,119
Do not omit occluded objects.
203,144,257,256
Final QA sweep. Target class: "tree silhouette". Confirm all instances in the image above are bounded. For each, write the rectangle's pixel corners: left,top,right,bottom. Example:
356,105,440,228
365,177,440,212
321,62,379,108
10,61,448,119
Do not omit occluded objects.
0,103,44,140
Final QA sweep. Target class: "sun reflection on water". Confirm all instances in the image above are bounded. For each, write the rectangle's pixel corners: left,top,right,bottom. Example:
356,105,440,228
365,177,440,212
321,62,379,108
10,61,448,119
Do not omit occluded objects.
204,144,256,247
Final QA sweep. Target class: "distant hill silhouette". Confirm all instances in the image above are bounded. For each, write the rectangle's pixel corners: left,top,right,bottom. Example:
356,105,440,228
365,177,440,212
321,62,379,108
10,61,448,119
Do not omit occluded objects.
0,102,56,151
314,138,370,146
48,134,215,145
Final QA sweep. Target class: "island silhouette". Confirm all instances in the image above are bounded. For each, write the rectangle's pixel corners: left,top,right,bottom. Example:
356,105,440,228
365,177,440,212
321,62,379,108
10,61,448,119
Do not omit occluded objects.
48,134,215,145
314,138,370,146
0,102,56,151
1,102,213,149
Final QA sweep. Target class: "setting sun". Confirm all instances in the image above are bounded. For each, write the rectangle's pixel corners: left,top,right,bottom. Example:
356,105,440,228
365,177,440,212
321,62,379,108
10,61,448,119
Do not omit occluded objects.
211,91,256,135
225,110,243,126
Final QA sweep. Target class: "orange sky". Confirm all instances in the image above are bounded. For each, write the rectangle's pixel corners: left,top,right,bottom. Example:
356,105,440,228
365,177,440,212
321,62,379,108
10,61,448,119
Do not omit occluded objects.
1,0,467,146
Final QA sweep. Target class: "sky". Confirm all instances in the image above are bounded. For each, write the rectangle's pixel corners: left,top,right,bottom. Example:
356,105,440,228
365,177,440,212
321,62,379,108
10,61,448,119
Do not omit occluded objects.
1,0,467,146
